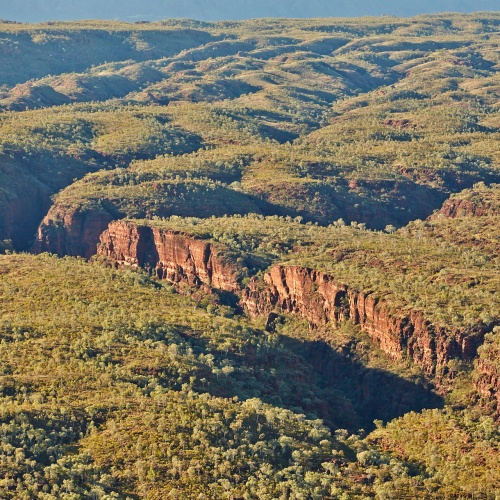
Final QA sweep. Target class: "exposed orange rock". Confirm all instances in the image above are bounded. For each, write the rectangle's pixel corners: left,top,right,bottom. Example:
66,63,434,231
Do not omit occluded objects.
97,220,241,292
241,265,488,377
383,118,416,129
474,335,500,414
434,197,500,218
475,358,500,413
97,221,494,397
32,205,114,259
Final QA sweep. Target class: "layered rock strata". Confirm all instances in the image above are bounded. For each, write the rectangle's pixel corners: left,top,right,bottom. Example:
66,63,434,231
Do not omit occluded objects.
241,265,489,377
97,220,493,390
436,198,496,218
97,220,241,292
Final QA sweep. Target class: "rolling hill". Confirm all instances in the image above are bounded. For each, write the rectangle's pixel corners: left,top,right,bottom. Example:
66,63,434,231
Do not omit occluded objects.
0,13,499,499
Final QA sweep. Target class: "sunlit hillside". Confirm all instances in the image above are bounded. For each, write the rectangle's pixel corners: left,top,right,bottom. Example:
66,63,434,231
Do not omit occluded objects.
0,13,499,499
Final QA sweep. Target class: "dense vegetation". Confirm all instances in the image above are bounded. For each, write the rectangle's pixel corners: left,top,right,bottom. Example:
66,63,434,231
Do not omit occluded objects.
2,13,500,250
0,13,499,499
1,253,498,499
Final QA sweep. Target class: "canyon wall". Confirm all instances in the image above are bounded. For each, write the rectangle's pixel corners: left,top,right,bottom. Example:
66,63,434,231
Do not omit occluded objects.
33,205,115,259
241,265,488,378
97,220,241,292
97,220,495,397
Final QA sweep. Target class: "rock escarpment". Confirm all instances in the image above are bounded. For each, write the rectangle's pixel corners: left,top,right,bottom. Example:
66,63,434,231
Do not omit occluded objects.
97,220,241,292
241,265,489,378
432,184,500,219
33,204,115,259
97,220,496,406
474,332,500,413
436,198,499,218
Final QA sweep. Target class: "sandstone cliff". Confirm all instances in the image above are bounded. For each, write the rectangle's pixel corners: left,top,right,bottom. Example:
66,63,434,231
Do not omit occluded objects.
97,220,496,405
33,204,115,259
474,331,500,413
96,220,446,420
241,265,489,378
97,220,241,292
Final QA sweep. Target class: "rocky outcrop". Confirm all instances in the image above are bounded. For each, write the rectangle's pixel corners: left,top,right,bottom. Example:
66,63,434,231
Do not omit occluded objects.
241,265,489,377
475,359,500,413
474,332,500,414
97,220,241,292
383,118,416,129
32,205,115,259
431,185,500,219
434,197,500,218
97,221,494,394
100,221,446,425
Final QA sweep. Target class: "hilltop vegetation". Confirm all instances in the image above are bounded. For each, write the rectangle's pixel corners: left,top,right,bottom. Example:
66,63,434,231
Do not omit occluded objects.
1,14,499,251
126,183,500,332
0,13,500,499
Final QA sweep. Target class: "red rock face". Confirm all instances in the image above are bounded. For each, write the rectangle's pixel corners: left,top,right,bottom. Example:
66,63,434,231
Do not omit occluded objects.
98,220,241,293
32,205,115,259
383,118,416,129
475,358,500,411
97,221,496,402
241,265,488,377
434,198,499,218
474,336,500,414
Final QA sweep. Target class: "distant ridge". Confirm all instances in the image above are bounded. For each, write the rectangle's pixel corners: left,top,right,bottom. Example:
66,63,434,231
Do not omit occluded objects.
2,0,499,23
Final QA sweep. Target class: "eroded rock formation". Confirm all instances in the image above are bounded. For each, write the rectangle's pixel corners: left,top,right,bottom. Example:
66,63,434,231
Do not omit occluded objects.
97,220,496,404
432,191,500,218
241,265,489,378
33,205,115,259
476,359,500,413
97,220,241,292
474,334,500,413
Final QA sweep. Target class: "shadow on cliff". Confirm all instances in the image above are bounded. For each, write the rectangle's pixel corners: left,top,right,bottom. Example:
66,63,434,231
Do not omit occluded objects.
167,322,443,433
287,336,444,431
